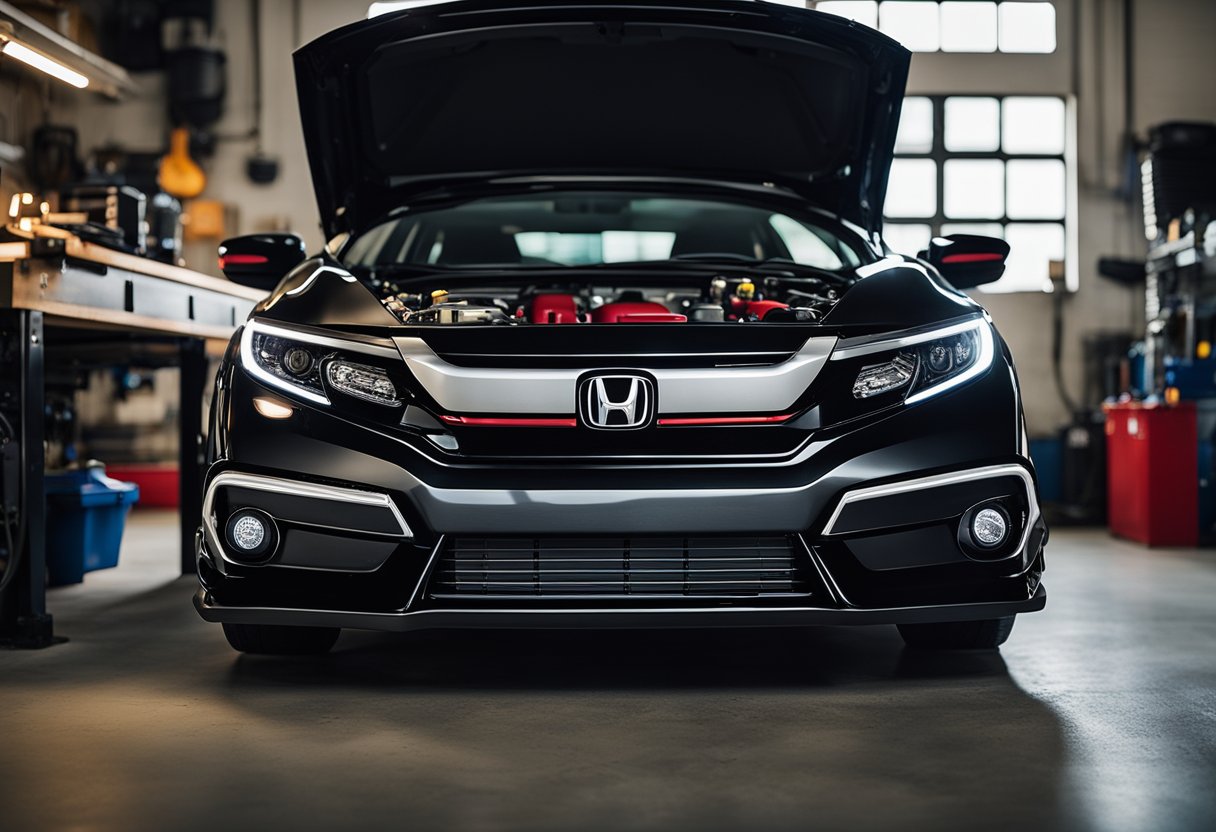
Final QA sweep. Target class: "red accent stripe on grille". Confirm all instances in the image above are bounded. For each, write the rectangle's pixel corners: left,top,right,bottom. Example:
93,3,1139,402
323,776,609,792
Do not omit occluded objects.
439,415,578,428
657,414,795,426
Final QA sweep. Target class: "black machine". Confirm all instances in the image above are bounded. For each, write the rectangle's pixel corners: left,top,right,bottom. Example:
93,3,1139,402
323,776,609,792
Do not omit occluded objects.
60,184,146,255
192,0,1046,656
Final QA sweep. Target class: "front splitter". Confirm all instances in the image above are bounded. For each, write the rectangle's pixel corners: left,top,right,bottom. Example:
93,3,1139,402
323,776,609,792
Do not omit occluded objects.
194,585,1046,632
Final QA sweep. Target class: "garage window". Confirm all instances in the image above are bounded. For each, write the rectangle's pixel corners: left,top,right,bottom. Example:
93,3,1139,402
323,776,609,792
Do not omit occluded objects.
884,94,1071,293
814,1,1056,53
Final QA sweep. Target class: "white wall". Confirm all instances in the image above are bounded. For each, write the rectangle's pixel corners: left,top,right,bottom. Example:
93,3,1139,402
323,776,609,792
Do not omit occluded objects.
188,0,368,249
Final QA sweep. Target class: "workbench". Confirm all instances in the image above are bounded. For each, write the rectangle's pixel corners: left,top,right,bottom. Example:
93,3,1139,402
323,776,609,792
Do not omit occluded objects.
0,233,263,647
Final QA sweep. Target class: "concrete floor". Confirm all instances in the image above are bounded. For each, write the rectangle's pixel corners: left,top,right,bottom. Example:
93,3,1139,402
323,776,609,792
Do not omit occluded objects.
1,511,1214,832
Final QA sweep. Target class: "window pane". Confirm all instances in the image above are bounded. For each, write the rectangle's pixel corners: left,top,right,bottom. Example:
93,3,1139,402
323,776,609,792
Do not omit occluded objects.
769,215,845,269
815,1,878,27
883,224,933,257
941,223,1004,238
1006,159,1066,219
515,231,678,265
944,97,1000,151
879,2,940,52
895,97,934,153
940,2,998,52
999,2,1056,53
1003,96,1066,154
944,159,1004,219
885,159,938,218
984,222,1064,293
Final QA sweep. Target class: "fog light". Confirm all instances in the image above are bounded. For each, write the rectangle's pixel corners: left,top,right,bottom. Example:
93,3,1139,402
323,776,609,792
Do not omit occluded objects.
253,396,294,420
224,509,277,561
972,507,1008,547
232,515,265,549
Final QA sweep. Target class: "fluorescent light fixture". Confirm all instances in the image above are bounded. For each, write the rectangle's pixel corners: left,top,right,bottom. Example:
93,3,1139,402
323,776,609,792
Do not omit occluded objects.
1,38,88,88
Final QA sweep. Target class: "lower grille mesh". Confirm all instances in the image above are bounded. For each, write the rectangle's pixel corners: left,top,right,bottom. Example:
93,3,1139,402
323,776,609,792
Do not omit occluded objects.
430,536,811,599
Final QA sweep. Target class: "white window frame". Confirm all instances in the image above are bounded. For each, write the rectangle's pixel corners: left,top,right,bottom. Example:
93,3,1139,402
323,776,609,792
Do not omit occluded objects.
884,93,1077,293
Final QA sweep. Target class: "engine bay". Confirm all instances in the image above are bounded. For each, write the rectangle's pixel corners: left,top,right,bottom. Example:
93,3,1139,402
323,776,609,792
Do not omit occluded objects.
380,273,848,325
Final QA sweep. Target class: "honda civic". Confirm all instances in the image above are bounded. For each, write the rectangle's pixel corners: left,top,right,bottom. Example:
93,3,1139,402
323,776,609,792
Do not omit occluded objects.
194,0,1047,654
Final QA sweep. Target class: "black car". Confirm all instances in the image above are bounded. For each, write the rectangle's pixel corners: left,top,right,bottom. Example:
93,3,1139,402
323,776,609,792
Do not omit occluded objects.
194,0,1046,655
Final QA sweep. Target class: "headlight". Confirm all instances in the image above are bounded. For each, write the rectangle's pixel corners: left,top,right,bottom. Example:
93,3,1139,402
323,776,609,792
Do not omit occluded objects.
904,322,992,403
852,353,916,399
825,318,995,421
240,321,406,407
850,325,986,401
247,330,328,403
326,360,402,407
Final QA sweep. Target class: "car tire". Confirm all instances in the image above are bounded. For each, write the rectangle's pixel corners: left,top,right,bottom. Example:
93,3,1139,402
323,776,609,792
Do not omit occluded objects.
897,615,1016,649
222,623,340,655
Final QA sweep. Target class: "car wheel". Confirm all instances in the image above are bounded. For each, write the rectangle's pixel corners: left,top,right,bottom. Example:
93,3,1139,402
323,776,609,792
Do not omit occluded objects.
897,615,1016,650
222,623,340,655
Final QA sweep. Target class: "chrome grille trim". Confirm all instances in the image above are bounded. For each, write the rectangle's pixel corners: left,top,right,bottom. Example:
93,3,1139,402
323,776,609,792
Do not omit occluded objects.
392,335,836,415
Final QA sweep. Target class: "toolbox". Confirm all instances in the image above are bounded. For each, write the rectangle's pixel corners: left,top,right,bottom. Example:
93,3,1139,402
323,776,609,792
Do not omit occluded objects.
1105,401,1198,546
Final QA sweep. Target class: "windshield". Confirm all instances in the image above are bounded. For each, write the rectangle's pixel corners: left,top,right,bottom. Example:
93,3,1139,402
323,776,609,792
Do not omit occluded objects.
343,192,865,272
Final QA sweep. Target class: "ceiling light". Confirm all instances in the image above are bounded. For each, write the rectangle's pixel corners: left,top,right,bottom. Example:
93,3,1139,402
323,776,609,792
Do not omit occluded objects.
1,38,88,89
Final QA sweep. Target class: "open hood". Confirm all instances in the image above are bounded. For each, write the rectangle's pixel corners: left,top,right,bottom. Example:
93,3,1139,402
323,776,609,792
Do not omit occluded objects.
294,0,910,239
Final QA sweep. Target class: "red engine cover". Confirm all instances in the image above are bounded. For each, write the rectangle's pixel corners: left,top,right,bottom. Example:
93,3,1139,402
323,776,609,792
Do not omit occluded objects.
729,298,788,320
530,293,580,324
591,302,687,323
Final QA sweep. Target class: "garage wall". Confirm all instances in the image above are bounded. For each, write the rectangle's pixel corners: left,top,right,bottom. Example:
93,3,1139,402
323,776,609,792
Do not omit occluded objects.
37,0,366,254
905,0,1216,434
52,0,1216,436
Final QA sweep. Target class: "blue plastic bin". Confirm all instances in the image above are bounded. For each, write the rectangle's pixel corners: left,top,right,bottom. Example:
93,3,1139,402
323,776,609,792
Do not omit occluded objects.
1028,437,1063,504
45,466,140,587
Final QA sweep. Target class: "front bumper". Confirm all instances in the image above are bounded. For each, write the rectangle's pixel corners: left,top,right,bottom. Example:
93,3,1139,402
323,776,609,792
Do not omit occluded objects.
197,340,1047,630
196,460,1047,631
194,584,1046,631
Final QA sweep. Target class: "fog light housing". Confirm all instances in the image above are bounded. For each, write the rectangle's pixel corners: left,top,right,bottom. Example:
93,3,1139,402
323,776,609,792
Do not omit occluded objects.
224,509,277,562
972,507,1008,547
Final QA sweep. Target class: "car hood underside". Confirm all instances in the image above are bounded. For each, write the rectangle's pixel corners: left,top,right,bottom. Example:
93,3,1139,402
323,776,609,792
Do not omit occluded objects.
293,0,910,238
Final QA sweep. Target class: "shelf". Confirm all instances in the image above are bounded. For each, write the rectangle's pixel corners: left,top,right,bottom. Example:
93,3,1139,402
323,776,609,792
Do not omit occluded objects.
0,0,135,99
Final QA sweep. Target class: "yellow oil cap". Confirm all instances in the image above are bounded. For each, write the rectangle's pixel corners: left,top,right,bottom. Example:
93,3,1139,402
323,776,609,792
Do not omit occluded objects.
1199,341,1212,360
1165,387,1181,406
737,281,756,299
431,289,449,301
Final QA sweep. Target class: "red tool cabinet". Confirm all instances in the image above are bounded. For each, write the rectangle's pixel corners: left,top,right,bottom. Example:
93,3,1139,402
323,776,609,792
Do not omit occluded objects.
1104,401,1198,546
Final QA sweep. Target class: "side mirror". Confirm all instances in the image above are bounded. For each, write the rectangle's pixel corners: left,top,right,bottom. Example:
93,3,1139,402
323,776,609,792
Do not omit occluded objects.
218,233,306,290
921,234,1011,290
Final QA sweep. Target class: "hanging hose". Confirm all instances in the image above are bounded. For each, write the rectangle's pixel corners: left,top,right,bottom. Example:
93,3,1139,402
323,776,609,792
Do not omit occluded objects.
1052,284,1080,418
0,408,26,597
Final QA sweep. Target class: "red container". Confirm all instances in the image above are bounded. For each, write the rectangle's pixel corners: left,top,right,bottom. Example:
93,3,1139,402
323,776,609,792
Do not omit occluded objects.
104,464,179,508
1104,401,1198,546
